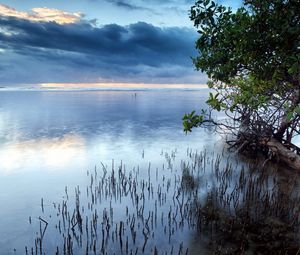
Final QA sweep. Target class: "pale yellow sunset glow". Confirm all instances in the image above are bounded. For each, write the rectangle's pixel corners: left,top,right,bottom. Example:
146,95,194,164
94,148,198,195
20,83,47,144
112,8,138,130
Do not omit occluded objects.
40,83,208,90
0,4,82,24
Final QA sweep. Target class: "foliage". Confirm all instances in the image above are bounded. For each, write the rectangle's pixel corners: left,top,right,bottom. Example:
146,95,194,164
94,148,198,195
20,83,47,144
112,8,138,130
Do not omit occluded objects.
184,0,300,152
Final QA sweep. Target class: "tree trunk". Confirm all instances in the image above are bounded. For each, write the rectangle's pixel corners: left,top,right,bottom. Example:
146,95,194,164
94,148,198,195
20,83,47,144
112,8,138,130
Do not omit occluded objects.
262,138,300,170
274,88,300,142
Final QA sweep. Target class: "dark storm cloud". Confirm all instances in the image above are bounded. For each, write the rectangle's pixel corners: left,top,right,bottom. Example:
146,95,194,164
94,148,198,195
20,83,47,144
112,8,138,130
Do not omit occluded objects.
0,16,204,83
104,0,152,11
0,16,197,65
104,0,194,15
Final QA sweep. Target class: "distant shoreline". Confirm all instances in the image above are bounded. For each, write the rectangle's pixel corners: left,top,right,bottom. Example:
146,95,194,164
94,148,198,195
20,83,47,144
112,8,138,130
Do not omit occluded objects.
0,87,209,92
0,82,209,92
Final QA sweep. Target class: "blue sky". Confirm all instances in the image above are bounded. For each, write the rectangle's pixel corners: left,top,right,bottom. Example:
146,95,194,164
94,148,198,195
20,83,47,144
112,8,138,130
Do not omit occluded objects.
0,0,242,85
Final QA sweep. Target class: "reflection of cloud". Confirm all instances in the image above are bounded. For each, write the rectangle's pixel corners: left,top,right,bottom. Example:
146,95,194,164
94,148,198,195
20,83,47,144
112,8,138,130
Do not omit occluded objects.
0,134,86,173
0,4,82,24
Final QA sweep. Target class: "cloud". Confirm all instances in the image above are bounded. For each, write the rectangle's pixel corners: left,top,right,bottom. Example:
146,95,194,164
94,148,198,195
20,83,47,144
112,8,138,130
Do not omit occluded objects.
0,4,82,24
104,0,194,14
105,0,150,11
0,5,206,84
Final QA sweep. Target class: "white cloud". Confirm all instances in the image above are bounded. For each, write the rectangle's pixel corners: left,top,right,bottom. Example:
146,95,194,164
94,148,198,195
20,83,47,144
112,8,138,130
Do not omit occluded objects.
0,4,82,24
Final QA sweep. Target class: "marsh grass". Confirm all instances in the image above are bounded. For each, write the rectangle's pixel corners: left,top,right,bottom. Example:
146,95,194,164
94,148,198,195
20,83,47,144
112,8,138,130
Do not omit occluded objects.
24,149,300,254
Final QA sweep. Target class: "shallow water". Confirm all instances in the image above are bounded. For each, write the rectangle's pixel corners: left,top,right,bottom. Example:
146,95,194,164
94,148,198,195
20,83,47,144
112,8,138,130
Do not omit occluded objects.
1,89,299,255
0,89,222,254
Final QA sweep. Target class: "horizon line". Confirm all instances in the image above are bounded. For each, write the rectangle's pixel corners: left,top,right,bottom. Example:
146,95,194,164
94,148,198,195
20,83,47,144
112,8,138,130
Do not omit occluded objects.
0,82,209,90
40,82,208,89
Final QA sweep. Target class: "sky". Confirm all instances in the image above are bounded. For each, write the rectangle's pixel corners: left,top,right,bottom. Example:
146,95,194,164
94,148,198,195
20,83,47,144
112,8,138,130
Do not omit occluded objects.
0,0,242,86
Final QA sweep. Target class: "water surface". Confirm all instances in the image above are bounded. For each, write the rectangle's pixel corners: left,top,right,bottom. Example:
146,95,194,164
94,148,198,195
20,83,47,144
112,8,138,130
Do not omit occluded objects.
0,89,221,254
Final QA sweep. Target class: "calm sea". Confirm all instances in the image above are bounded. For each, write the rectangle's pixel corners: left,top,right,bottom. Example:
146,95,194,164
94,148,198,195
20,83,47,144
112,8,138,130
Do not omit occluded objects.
0,89,223,254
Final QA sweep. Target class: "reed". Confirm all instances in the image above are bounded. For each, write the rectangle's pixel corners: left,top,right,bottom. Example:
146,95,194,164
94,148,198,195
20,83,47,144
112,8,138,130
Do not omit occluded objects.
24,149,300,254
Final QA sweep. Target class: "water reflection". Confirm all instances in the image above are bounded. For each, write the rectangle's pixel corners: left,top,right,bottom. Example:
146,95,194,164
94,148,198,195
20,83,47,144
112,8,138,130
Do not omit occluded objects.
0,134,86,173
0,90,211,174
1,90,299,254
0,89,215,254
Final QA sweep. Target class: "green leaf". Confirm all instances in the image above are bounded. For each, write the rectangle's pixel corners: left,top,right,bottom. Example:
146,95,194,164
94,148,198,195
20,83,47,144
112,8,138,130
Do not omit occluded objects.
286,111,293,122
294,106,300,115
